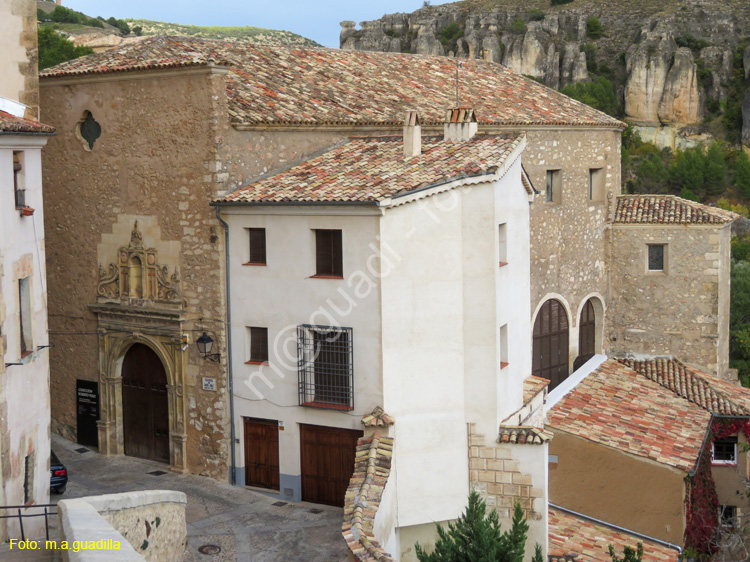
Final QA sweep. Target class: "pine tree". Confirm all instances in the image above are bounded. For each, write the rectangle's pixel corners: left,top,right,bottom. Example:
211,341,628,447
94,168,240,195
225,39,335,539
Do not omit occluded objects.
704,143,727,196
532,543,544,562
415,491,530,562
735,152,750,198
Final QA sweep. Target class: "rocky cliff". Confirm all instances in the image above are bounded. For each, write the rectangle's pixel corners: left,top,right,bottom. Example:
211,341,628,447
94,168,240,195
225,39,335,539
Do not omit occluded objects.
341,0,750,148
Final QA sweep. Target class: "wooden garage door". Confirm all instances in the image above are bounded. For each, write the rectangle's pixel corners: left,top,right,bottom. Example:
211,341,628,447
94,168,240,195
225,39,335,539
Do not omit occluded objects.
532,299,570,391
300,424,363,507
244,418,279,490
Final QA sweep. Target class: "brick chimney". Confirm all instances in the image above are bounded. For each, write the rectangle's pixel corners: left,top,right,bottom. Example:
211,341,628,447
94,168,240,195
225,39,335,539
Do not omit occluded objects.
444,107,478,142
403,110,421,158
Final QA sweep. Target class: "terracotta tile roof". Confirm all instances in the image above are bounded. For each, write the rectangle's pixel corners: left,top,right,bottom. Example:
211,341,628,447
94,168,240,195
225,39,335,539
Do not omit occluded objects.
619,358,750,415
217,133,524,204
361,406,395,428
497,425,552,445
524,375,549,405
0,111,55,134
613,195,737,225
547,359,710,471
40,35,624,128
342,432,395,562
549,507,679,562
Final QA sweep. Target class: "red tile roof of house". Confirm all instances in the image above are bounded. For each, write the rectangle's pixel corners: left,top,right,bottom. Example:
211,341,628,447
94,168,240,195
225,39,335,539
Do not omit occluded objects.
40,35,625,129
620,358,750,416
613,195,737,225
0,111,55,134
217,133,524,204
547,359,710,471
549,507,679,562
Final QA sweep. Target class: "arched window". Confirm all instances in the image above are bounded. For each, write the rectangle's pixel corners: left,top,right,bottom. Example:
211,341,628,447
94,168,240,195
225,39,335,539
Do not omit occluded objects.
576,299,596,370
532,299,570,390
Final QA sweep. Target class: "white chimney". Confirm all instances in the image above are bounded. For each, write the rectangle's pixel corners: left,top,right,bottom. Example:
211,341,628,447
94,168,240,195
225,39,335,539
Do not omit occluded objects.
403,110,421,158
444,107,478,142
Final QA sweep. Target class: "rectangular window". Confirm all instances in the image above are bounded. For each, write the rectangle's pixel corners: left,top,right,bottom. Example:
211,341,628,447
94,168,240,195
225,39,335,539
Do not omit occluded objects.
314,229,343,277
545,170,561,204
498,223,508,267
19,276,32,357
23,452,35,504
720,505,737,528
589,168,605,201
13,151,25,208
246,327,269,364
647,244,665,272
246,228,266,265
712,436,738,465
500,324,509,369
297,325,353,410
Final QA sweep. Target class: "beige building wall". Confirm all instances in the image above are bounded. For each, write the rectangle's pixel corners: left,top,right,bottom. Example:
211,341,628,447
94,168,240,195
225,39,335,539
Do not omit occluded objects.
609,223,731,376
0,0,40,118
548,429,685,544
39,68,232,479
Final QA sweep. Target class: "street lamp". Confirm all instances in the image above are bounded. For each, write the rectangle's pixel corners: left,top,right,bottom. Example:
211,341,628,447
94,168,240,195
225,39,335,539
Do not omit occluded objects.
196,332,221,362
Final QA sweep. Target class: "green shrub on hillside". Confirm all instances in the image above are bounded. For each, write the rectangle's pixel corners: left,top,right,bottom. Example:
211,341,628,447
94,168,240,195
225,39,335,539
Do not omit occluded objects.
550,0,574,5
37,27,93,70
736,152,750,197
510,18,526,34
560,76,619,117
439,22,463,45
675,33,709,52
50,5,82,24
529,9,545,21
586,17,602,40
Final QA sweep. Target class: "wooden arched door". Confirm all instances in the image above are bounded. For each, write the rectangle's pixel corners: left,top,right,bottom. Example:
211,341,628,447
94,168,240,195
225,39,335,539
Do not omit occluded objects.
532,299,570,390
122,343,169,462
577,299,596,367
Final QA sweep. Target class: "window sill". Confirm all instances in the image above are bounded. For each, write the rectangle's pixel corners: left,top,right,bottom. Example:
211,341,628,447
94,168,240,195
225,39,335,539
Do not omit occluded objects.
300,400,353,411
245,360,269,365
500,362,509,369
243,262,267,266
712,460,738,466
310,275,344,280
498,261,508,268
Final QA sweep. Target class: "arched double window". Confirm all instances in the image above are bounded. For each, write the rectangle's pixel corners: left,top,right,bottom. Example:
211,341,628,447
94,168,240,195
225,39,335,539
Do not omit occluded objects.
532,299,569,390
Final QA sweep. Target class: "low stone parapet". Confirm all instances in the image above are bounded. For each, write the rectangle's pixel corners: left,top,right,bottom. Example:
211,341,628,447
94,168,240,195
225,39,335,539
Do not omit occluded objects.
58,490,187,562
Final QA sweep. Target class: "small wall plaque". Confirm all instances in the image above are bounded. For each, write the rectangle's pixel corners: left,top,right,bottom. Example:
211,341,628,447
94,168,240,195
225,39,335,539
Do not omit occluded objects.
202,377,216,391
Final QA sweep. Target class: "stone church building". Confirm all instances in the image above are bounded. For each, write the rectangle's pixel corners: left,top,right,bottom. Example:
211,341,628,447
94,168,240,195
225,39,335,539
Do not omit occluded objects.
38,35,733,492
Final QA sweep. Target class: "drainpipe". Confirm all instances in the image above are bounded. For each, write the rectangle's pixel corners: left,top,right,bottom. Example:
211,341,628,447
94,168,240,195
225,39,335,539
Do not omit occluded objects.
215,206,236,485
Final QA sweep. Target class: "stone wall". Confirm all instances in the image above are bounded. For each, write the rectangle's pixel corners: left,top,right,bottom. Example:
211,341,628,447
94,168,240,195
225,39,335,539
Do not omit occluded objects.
467,424,549,558
609,223,731,377
0,0,40,118
39,68,231,479
58,490,187,562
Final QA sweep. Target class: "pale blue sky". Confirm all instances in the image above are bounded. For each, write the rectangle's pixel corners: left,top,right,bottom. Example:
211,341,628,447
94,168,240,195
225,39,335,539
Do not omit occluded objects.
60,0,450,48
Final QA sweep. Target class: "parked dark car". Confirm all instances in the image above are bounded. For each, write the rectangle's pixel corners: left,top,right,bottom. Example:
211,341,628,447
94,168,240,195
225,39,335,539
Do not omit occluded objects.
50,450,67,494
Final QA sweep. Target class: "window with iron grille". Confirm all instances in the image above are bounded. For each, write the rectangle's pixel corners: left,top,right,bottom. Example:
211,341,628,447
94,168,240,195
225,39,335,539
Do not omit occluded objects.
247,326,269,364
298,325,353,410
713,436,738,464
23,452,35,504
314,229,343,277
13,151,25,208
246,228,266,265
648,244,665,272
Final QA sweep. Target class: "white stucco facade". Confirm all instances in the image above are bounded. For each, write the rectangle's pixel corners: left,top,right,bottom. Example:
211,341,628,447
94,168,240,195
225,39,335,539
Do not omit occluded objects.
220,134,537,558
0,133,52,539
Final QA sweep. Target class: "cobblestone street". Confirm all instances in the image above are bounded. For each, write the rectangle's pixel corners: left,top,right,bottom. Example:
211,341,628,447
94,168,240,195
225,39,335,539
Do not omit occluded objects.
0,434,348,561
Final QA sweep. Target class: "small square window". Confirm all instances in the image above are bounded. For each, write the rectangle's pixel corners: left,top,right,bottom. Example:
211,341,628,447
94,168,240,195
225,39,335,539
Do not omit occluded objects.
546,170,561,204
713,436,738,465
246,228,266,265
19,276,32,357
314,229,343,278
647,244,665,272
589,168,605,201
500,324,509,369
498,224,508,267
246,327,269,364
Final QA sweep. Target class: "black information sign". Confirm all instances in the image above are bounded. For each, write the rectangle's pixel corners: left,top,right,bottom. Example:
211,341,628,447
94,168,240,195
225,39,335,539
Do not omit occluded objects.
76,379,99,448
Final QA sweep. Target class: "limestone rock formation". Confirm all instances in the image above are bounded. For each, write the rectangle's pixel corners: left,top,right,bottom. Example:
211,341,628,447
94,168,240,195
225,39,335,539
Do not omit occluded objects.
340,0,750,148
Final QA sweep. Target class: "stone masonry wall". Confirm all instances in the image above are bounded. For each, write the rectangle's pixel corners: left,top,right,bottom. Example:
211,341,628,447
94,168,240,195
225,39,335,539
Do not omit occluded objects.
467,425,547,556
40,69,230,478
609,223,730,377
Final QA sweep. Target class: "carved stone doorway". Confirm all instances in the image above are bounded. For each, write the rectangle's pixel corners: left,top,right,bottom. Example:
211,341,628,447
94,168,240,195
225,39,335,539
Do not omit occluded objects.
122,343,170,463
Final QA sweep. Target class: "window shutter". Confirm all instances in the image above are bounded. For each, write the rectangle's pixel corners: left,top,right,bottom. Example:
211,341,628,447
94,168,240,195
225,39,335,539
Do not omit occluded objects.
248,228,266,264
250,327,268,362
